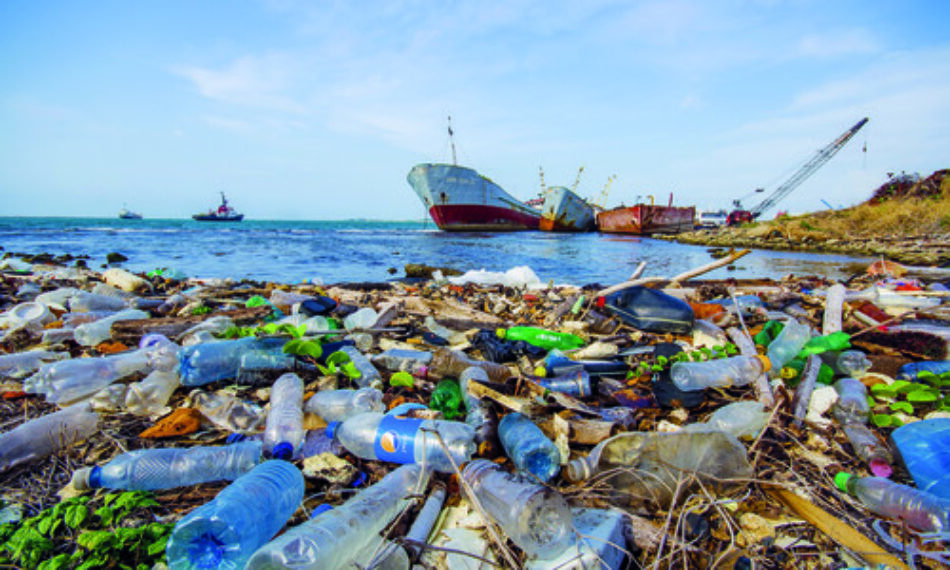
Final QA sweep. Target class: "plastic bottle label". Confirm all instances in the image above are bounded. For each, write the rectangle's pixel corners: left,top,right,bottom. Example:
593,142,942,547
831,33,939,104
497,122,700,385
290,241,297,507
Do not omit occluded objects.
374,415,423,464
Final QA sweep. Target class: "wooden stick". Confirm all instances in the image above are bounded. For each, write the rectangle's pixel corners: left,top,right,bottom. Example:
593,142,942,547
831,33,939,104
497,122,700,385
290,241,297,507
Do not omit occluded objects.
668,248,751,287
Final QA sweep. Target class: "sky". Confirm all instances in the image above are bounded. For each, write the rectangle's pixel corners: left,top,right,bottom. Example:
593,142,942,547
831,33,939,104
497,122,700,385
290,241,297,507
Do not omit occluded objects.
2,0,949,220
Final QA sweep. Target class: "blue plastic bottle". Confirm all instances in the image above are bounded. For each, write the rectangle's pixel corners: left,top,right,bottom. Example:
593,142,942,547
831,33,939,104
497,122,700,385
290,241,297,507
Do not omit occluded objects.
165,460,304,570
177,337,287,386
891,418,950,500
498,412,561,482
897,361,950,382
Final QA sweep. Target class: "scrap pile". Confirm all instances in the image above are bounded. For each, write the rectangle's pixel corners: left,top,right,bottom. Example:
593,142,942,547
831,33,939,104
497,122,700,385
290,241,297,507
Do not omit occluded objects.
0,253,949,569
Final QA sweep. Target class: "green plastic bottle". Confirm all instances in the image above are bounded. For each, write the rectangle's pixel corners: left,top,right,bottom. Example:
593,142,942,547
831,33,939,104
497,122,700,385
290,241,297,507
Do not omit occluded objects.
496,326,585,351
798,331,851,357
430,379,463,419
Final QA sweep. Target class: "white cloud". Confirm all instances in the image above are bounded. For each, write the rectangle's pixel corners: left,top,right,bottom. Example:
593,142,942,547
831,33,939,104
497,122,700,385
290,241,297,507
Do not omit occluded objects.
172,53,310,113
796,29,879,59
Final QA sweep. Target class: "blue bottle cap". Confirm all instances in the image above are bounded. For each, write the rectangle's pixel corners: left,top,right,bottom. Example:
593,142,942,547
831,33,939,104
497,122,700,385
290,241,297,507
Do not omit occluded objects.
226,433,247,444
325,422,341,439
311,503,334,518
88,466,103,489
272,442,294,461
352,472,367,487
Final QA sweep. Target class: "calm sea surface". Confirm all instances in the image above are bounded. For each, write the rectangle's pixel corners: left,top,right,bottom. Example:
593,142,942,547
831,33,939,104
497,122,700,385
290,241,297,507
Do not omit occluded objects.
0,217,874,286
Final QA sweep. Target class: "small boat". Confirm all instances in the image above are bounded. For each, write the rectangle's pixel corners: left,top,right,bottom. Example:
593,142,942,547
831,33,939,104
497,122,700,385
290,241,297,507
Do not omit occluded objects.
407,118,540,232
118,205,143,220
596,194,695,235
192,192,244,222
540,186,596,232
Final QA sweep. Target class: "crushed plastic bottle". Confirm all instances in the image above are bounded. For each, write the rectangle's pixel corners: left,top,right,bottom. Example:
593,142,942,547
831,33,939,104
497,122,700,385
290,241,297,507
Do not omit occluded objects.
263,373,305,459
304,388,385,422
23,349,151,405
72,441,262,491
765,319,812,374
498,412,561,483
462,459,573,560
428,347,511,383
0,403,100,472
429,379,463,419
669,355,770,392
891,418,950,500
177,337,287,386
834,350,873,377
192,390,265,434
371,348,432,377
835,472,950,533
125,370,180,416
245,464,429,569
165,460,304,570
326,412,475,473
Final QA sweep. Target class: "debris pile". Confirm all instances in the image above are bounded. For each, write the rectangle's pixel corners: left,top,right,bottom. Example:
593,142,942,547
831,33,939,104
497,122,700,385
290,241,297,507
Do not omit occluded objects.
1,254,949,569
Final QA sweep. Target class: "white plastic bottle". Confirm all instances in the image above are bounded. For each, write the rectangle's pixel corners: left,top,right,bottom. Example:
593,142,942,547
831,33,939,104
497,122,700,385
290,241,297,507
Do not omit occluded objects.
73,309,149,346
72,441,262,491
0,403,100,472
835,472,950,533
23,350,151,405
326,412,475,473
304,387,384,422
462,459,573,560
245,464,428,569
264,373,305,459
165,460,304,570
670,355,771,391
765,318,811,373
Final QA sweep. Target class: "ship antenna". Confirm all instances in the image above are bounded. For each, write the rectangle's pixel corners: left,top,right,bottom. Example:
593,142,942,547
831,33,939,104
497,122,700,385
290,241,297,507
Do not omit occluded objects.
447,115,457,165
539,166,546,193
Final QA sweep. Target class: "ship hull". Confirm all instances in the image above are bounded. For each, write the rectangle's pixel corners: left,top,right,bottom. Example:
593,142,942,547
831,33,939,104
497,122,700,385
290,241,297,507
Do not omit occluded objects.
596,204,695,235
539,186,595,232
407,163,541,231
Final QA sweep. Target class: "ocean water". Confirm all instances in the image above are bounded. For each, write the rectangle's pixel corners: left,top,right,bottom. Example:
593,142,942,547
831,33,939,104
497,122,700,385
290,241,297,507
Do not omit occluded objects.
0,217,873,286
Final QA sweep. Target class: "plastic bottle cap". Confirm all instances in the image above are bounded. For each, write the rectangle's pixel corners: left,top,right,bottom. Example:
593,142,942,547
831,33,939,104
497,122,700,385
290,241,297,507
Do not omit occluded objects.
325,422,340,439
272,442,294,460
496,328,507,339
834,472,853,492
310,503,334,518
71,467,95,490
756,355,772,373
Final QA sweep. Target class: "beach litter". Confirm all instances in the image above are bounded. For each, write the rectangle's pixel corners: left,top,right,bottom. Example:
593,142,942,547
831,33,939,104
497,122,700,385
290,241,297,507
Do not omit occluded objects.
0,253,949,568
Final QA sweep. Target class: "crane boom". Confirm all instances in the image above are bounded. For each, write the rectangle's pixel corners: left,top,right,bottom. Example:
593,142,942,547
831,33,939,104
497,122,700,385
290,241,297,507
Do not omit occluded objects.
728,117,869,225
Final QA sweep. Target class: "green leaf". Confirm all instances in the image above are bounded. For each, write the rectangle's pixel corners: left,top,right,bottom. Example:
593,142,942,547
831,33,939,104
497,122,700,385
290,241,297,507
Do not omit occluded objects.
102,495,118,507
283,339,323,359
95,506,115,527
38,553,70,570
725,343,739,355
77,530,116,551
918,371,940,386
36,514,55,536
64,504,90,529
146,536,169,557
115,527,143,545
891,380,913,393
906,389,940,403
77,554,108,570
339,362,361,379
889,401,914,414
871,414,894,427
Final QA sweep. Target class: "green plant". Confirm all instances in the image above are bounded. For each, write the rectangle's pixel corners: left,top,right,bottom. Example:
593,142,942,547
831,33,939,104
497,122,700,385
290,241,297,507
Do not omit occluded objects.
631,343,738,377
190,305,212,316
868,372,950,427
0,491,172,570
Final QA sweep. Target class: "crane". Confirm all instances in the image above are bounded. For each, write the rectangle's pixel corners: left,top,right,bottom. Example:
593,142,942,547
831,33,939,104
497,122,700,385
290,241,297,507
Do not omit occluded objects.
592,174,616,209
727,117,869,226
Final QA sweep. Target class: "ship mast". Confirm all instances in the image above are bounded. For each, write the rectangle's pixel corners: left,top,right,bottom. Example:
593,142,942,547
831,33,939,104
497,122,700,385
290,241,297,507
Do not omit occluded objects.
447,115,457,165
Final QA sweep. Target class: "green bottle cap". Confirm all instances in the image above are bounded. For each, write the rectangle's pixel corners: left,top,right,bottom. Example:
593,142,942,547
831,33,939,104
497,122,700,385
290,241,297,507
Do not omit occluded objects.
496,328,507,339
834,472,853,492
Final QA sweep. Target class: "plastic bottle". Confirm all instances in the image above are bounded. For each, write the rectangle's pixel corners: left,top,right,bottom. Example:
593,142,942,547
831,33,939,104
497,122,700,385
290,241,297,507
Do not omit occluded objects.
834,473,950,533
425,316,466,345
371,348,432,377
102,267,151,293
841,423,894,477
192,390,265,434
140,333,181,372
458,367,500,455
67,290,128,312
595,285,695,334
336,345,384,390
765,319,811,373
822,283,846,335
498,412,561,483
72,441,262,491
165,460,304,570
4,301,53,333
430,379,463,419
244,464,429,569
536,369,593,398
73,308,149,346
669,355,771,392
0,349,68,379
125,370,180,416
326,412,475,473
799,331,851,357
890,418,950,500
264,373,305,459
428,347,511,383
834,350,873,377
177,336,287,386
496,326,585,351
0,403,100,472
832,378,870,425
304,388,384,422
23,350,151,405
897,360,950,382
541,350,629,378
461,459,573,560
235,351,299,385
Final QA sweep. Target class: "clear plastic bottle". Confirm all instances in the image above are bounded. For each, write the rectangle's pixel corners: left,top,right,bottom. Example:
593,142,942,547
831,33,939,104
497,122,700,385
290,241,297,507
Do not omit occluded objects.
891,418,950,500
337,345,384,390
537,369,593,398
326,412,475,473
264,373,305,459
73,308,149,346
165,460,304,570
669,355,771,392
822,283,846,335
461,459,573,560
498,412,561,483
841,423,893,476
125,370,180,416
23,350,150,405
428,347,511,383
765,319,811,374
304,388,384,422
0,349,67,379
177,337,287,386
832,378,870,425
72,441,262,491
835,472,950,533
235,351,298,385
425,316,466,345
192,390,265,434
140,333,181,373
0,403,100,472
67,290,128,312
834,350,872,377
371,348,432,377
245,464,429,569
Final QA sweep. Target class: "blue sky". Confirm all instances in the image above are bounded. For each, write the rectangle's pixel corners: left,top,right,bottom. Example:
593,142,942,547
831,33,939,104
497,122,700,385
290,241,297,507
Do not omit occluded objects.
2,0,949,220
